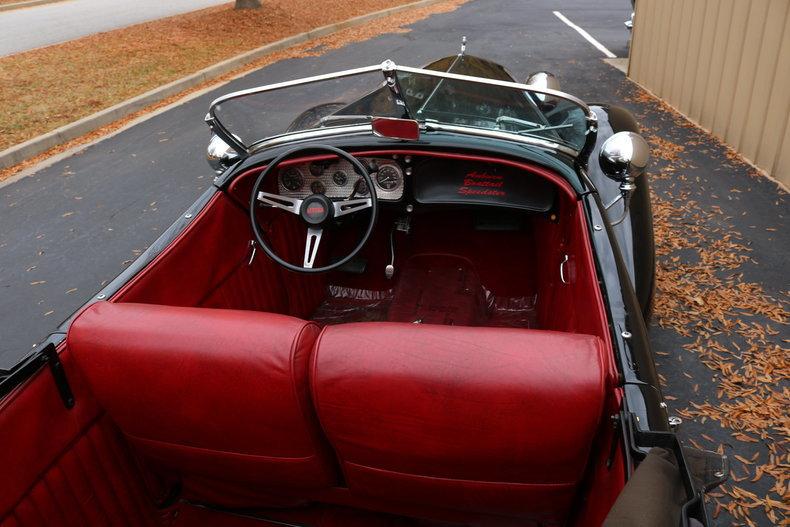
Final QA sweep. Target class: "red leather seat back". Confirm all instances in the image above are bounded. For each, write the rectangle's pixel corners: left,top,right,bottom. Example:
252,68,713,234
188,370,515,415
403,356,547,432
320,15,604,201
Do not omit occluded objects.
68,302,336,505
311,323,606,525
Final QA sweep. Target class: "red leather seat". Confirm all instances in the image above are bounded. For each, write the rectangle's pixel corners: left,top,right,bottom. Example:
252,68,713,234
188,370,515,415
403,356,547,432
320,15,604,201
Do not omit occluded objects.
311,322,606,525
68,302,336,505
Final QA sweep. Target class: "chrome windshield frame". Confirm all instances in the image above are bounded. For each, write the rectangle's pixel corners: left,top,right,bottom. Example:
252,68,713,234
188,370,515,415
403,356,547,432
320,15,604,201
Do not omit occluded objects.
245,122,579,158
205,60,597,158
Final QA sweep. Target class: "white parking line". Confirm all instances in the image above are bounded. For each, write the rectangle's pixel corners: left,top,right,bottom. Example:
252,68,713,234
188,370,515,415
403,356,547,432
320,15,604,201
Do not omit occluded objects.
553,10,617,59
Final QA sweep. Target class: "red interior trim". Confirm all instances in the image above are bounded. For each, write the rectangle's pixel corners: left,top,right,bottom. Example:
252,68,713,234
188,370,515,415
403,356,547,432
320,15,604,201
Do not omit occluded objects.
111,192,223,303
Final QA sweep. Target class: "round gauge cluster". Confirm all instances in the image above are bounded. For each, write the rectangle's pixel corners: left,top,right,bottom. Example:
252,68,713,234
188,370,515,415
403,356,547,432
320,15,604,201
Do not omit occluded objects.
280,168,303,191
309,162,325,177
332,171,347,185
277,159,403,200
376,165,401,191
310,180,325,194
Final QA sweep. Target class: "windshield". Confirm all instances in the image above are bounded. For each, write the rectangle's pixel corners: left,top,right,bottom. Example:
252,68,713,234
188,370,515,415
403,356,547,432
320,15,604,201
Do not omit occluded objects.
207,60,593,154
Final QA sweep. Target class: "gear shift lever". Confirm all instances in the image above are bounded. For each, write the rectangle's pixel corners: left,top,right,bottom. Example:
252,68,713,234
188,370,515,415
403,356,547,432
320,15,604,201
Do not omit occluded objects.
385,228,396,279
386,211,412,279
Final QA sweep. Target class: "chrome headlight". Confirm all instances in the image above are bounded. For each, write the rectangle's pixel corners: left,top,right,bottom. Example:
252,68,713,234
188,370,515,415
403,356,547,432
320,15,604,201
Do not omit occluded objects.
206,134,240,174
599,131,649,186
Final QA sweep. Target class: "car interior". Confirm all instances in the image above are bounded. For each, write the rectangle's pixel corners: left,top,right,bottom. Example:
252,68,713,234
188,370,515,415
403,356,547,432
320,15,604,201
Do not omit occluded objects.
0,149,628,527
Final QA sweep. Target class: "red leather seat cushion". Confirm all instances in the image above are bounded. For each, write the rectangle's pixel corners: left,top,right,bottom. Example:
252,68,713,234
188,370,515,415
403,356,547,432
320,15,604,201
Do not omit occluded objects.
68,302,336,500
311,323,606,524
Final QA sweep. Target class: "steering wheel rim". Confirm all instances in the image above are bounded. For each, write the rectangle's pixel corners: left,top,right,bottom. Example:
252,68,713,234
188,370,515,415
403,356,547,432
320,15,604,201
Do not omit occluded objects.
249,144,378,274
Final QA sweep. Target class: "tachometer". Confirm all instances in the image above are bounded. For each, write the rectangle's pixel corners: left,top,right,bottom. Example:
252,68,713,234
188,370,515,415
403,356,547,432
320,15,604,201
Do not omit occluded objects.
280,168,303,191
332,170,348,186
376,165,401,191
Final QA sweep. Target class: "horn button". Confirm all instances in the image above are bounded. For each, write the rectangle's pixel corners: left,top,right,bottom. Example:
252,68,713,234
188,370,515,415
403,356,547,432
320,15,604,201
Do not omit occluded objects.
300,194,333,225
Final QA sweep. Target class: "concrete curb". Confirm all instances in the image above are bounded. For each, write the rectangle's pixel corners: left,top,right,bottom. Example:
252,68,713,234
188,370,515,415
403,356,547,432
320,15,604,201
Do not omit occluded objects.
0,0,63,12
0,0,443,171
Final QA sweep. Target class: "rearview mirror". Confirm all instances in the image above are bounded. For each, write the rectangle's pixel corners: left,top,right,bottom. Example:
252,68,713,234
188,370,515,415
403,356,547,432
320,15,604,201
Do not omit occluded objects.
371,117,420,141
599,131,649,226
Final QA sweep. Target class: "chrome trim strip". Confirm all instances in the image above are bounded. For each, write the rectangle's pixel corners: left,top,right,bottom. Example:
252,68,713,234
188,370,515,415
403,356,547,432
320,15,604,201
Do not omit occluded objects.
246,123,579,157
248,125,375,152
208,64,383,108
395,64,592,114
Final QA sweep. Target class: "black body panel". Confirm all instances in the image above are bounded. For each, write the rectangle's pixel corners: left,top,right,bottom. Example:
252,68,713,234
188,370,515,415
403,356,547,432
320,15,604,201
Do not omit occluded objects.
588,104,656,322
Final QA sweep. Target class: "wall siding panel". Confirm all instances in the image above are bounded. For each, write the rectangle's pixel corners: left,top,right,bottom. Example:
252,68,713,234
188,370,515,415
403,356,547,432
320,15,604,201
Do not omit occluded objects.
630,0,790,188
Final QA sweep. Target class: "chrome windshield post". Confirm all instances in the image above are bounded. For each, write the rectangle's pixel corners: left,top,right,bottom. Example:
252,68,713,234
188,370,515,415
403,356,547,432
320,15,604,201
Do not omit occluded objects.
204,112,247,155
381,60,412,120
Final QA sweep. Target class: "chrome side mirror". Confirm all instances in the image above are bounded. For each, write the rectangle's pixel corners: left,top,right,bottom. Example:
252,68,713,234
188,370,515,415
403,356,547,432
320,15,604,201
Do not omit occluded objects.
206,134,240,174
599,131,649,225
525,71,560,109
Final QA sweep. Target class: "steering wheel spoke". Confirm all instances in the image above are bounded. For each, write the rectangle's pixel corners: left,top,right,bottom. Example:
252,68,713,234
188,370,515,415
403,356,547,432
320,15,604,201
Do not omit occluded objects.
303,227,322,269
257,191,303,215
333,197,372,217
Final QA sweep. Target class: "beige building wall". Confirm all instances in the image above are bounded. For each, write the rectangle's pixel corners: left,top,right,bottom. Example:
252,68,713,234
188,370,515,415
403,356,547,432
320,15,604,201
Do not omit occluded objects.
628,0,790,189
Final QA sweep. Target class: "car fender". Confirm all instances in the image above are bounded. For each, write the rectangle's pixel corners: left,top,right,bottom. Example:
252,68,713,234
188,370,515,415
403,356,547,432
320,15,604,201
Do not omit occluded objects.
588,104,655,323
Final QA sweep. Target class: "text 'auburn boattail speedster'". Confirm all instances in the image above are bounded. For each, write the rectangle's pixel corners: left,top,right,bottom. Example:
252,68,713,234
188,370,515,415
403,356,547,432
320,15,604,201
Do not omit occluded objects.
0,49,727,527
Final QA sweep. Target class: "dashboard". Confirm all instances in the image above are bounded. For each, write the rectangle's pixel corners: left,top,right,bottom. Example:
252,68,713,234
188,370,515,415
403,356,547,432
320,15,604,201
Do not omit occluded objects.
277,157,405,201
269,154,556,213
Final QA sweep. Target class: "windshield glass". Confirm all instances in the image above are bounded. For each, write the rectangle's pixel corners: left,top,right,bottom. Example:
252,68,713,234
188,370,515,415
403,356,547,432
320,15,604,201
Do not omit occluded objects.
209,62,591,153
212,70,399,147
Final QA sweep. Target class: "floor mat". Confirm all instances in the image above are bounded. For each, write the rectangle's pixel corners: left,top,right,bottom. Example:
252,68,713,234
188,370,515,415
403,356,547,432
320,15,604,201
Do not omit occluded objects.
387,255,486,326
486,293,538,328
311,255,537,328
310,285,394,325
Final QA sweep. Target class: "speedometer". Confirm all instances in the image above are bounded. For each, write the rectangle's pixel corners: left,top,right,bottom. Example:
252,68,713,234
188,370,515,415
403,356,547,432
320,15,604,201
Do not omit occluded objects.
376,165,401,191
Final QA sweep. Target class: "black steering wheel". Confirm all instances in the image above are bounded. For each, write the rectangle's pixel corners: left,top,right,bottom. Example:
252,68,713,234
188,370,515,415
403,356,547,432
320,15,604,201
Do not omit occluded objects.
249,144,378,274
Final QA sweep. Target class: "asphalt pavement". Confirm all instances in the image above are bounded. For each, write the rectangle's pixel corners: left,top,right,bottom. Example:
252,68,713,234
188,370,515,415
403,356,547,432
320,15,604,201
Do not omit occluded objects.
0,0,227,56
0,1,787,524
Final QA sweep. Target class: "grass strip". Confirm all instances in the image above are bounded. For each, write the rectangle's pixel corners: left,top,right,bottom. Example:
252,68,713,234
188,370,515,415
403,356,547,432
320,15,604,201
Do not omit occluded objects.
0,0,421,151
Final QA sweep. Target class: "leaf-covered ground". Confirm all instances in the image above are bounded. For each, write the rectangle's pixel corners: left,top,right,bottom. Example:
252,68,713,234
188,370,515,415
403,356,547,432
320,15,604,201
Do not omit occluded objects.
620,85,788,526
0,0,469,183
0,0,461,153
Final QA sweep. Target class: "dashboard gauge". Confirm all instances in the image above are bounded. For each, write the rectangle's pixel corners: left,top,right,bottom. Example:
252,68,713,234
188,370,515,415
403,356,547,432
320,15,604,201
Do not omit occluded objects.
356,180,369,196
376,165,401,191
332,170,348,186
309,162,325,177
310,180,326,195
280,168,303,191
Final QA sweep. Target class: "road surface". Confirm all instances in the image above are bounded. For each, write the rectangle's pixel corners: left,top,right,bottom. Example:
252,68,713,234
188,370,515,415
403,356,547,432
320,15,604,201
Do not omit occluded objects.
0,0,228,56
